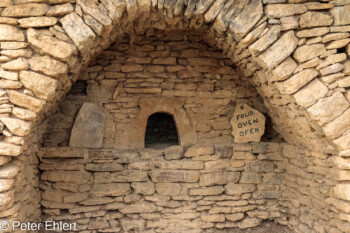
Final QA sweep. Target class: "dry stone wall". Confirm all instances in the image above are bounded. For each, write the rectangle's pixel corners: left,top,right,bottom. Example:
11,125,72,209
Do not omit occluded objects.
38,142,342,233
0,0,349,232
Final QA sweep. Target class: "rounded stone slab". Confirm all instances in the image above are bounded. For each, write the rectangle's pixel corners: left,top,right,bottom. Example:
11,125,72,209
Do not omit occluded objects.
230,104,266,143
69,103,105,148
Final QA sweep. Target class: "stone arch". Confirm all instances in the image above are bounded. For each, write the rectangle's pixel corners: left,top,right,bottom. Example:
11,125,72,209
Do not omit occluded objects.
0,0,350,232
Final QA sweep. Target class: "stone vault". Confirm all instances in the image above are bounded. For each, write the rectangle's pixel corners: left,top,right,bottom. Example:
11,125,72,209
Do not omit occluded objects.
0,0,349,233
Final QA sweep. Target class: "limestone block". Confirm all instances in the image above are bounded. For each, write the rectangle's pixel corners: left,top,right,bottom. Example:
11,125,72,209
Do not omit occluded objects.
0,142,21,156
231,104,265,143
271,57,297,82
149,170,200,183
0,191,14,211
189,186,225,196
293,44,326,63
46,3,73,16
253,190,281,199
29,56,68,77
83,14,103,36
0,163,18,178
111,171,148,182
100,0,126,22
265,4,307,18
61,13,96,54
19,71,58,101
320,63,344,76
0,118,32,136
27,28,75,61
41,171,92,184
155,183,181,196
229,0,263,40
204,0,226,22
225,183,256,195
1,58,28,71
249,25,281,57
239,22,267,49
0,71,18,81
299,11,333,28
240,172,262,184
280,16,299,31
69,103,105,148
0,179,13,192
200,172,240,186
293,79,328,108
0,80,22,89
334,184,350,201
323,109,350,139
333,134,350,150
120,219,145,232
85,163,123,171
18,17,57,28
90,183,131,196
256,30,298,69
155,160,203,170
0,0,12,7
246,160,273,172
332,5,350,26
279,68,319,95
120,201,156,214
1,4,49,17
296,27,329,38
0,24,25,42
184,145,214,157
307,92,349,125
237,217,261,229
77,0,112,26
131,182,155,195
201,214,225,223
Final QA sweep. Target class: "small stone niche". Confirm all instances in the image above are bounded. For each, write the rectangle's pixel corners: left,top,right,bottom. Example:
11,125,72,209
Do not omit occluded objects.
145,112,179,148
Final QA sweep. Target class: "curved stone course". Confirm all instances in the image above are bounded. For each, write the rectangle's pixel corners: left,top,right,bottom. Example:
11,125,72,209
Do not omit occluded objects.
0,0,349,232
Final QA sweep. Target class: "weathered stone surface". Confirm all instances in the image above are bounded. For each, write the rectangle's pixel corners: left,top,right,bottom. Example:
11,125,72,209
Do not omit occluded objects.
111,171,148,182
155,183,181,196
0,0,12,7
271,57,297,82
61,12,96,54
231,104,265,143
18,16,57,28
1,58,28,71
265,4,307,18
1,4,49,17
237,218,261,229
293,79,328,108
7,90,45,113
204,0,226,22
41,171,91,184
77,0,112,26
0,24,25,42
225,183,256,195
200,172,240,186
131,182,154,195
156,160,203,170
299,12,333,28
0,142,21,156
0,191,14,211
0,118,32,136
83,14,103,36
0,80,22,89
149,170,200,183
184,145,214,157
296,27,329,38
334,134,350,150
0,179,13,192
279,68,319,95
19,71,58,101
257,31,298,69
323,108,350,139
246,161,273,172
280,16,299,31
229,0,263,40
86,163,123,171
27,28,75,61
46,3,73,16
307,92,350,125
240,172,262,184
249,25,281,57
190,186,225,196
90,183,131,196
70,103,105,148
12,107,37,121
120,201,156,214
29,56,68,77
327,38,350,49
334,184,350,201
320,63,344,76
332,5,350,26
293,44,326,63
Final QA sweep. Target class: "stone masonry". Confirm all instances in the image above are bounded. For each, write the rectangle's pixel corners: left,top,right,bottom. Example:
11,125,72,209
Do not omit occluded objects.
0,0,349,233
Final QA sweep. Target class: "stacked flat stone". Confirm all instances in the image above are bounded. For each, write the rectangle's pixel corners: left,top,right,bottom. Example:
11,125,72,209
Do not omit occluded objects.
0,0,349,232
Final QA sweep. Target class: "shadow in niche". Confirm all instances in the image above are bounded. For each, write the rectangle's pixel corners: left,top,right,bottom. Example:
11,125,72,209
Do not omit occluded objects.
144,112,179,149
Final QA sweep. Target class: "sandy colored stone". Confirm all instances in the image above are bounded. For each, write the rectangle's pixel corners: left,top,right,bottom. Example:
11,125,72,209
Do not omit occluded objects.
327,38,350,50
231,104,265,143
271,57,297,82
332,5,350,26
29,56,68,77
7,90,45,112
0,24,24,41
111,171,148,182
229,0,263,40
0,191,14,211
0,0,12,7
27,28,75,61
77,0,112,26
85,163,123,171
90,183,131,196
323,108,350,139
296,27,329,38
155,183,181,196
334,134,350,150
0,142,22,156
131,182,154,195
12,107,37,121
225,183,256,195
239,22,267,49
184,145,214,157
189,186,225,196
257,30,298,69
265,4,307,18
0,42,27,50
249,25,281,57
0,80,22,89
149,170,200,183
204,0,226,22
238,218,262,229
280,16,299,31
0,179,13,192
0,117,32,136
61,12,96,54
1,58,28,71
0,71,17,81
18,16,57,28
299,11,333,28
41,170,91,184
338,76,350,87
46,3,73,16
1,49,32,59
334,184,350,201
293,79,328,108
293,44,326,63
307,92,350,125
83,14,103,36
279,68,319,95
120,201,156,214
70,103,105,148
1,3,49,17
320,63,344,76
200,172,240,186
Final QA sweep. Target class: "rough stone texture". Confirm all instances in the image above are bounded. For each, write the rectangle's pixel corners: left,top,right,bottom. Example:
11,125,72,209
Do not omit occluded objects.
278,68,319,94
293,79,328,108
231,104,265,143
29,56,68,77
18,17,57,28
70,103,105,148
0,24,25,42
299,12,333,28
1,4,49,17
293,44,327,63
